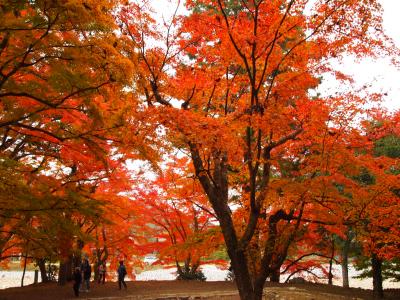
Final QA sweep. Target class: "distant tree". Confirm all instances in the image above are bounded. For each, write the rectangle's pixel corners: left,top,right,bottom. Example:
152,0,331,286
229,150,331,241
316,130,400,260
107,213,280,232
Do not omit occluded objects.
351,111,400,298
135,158,224,280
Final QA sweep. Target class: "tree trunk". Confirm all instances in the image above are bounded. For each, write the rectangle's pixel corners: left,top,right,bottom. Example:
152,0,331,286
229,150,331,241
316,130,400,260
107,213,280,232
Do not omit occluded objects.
341,236,351,288
328,239,335,285
328,259,333,285
21,252,28,287
94,228,109,281
37,259,49,283
58,262,67,286
189,147,270,300
217,217,253,299
371,254,384,298
58,256,73,285
34,270,39,284
228,246,266,300
94,259,100,281
270,269,280,283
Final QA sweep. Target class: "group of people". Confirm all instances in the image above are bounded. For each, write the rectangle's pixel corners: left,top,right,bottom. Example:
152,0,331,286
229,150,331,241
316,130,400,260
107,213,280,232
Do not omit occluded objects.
72,259,128,297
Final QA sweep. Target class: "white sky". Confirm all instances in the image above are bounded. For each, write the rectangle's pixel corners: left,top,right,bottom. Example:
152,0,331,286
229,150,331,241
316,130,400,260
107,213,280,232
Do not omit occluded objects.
151,0,400,111
339,0,400,110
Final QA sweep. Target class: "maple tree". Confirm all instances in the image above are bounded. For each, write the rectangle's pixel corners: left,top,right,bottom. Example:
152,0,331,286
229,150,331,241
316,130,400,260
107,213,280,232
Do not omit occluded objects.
118,0,396,299
348,111,400,297
133,158,223,280
282,109,400,295
0,0,148,284
77,171,142,282
279,109,400,295
1,0,399,298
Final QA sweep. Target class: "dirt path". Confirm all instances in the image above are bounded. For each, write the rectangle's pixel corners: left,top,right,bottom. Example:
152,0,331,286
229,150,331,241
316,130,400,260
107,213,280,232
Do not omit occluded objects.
0,281,399,300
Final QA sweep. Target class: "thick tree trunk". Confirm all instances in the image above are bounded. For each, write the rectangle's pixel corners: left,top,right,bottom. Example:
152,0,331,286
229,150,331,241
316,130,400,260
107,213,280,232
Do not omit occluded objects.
371,254,384,298
270,269,281,283
253,278,266,300
220,219,266,300
227,247,256,299
37,259,49,283
341,236,351,288
58,256,73,285
226,236,269,300
34,270,39,284
209,193,270,300
94,260,100,281
189,147,273,300
58,262,67,286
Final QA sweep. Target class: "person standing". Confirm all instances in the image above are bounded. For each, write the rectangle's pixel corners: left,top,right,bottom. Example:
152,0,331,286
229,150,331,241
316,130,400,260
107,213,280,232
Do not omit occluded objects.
117,260,127,290
82,259,92,292
98,262,106,284
73,267,82,297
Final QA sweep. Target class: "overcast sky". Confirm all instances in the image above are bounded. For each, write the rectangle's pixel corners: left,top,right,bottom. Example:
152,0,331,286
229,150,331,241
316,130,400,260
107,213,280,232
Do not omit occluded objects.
342,0,400,110
381,0,400,46
152,0,400,111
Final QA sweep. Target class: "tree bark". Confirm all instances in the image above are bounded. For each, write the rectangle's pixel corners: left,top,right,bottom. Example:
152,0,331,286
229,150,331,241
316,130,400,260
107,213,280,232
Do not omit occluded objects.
270,269,281,283
328,239,335,285
34,270,39,284
21,252,28,287
371,254,384,298
58,262,67,286
37,258,49,283
341,236,351,288
222,225,260,300
58,256,73,285
189,145,279,300
94,257,100,281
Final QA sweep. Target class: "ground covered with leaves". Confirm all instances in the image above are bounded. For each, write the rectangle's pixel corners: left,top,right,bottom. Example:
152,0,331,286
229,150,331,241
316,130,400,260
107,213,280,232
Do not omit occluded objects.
0,281,399,300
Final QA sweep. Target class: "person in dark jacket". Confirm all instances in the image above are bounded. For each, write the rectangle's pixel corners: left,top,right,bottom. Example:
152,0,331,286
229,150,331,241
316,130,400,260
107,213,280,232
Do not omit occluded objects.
117,260,127,290
73,267,82,297
82,259,92,292
98,262,106,284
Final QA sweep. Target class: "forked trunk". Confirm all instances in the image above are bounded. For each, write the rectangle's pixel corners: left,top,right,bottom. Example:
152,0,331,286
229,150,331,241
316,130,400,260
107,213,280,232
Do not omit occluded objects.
227,245,267,300
231,255,255,299
233,274,264,300
189,148,271,300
